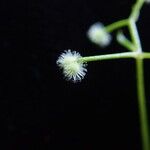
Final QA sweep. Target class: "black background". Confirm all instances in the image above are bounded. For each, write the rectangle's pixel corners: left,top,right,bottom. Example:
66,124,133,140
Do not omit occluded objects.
1,0,150,149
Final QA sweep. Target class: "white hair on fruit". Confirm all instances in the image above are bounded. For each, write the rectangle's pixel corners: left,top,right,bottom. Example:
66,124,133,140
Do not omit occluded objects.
56,50,87,82
87,22,112,47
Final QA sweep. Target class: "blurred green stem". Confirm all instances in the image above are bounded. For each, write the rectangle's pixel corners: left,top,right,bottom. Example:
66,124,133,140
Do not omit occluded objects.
130,1,149,150
82,0,150,149
83,0,150,149
136,58,149,150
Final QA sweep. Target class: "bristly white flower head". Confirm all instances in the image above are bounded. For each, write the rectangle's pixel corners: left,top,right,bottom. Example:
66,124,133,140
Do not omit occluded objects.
56,50,87,82
87,22,112,47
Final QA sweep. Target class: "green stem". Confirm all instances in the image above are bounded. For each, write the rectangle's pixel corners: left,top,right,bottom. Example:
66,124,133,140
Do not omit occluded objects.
116,30,136,51
136,58,149,150
79,52,150,63
84,1,150,149
142,53,150,59
129,1,150,149
128,19,142,52
105,19,129,33
130,0,145,21
79,52,137,62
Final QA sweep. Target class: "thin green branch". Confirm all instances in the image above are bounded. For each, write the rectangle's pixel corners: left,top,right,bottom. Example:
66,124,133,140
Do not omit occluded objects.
116,30,136,51
79,52,137,62
105,19,129,33
130,0,145,21
79,52,150,63
128,19,142,52
142,53,150,59
136,58,150,150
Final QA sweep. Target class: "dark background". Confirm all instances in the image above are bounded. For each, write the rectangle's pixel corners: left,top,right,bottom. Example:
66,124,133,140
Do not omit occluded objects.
1,0,150,149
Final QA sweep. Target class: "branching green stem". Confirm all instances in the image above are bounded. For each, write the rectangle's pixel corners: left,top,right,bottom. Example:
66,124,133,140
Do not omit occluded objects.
130,1,149,150
116,30,137,51
81,0,150,149
128,19,142,52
